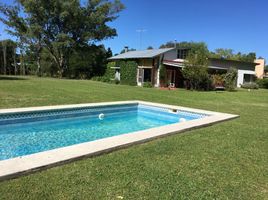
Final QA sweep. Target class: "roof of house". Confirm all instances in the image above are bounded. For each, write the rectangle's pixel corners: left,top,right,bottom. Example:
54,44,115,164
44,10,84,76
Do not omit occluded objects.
209,57,258,65
108,48,174,60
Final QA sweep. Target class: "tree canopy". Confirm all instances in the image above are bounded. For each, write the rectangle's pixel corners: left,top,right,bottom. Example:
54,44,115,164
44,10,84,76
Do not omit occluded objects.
0,0,124,77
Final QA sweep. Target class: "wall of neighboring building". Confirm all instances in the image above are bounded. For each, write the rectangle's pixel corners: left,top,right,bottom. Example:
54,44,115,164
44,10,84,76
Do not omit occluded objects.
255,59,265,79
237,70,256,87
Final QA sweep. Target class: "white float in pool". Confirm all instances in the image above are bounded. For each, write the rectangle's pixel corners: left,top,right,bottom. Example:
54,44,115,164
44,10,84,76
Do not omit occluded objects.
98,113,105,120
179,118,187,122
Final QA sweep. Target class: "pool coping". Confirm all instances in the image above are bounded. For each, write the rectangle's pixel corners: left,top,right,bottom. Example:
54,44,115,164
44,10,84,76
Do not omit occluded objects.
0,101,239,181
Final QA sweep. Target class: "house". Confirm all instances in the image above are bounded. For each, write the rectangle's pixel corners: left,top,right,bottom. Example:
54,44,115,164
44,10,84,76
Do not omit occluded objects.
108,48,262,88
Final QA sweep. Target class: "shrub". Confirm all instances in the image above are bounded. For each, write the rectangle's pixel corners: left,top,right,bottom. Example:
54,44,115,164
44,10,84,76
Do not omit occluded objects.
256,78,268,89
212,74,225,88
241,82,259,89
120,61,137,86
114,78,120,84
104,62,116,81
143,82,153,88
224,67,237,91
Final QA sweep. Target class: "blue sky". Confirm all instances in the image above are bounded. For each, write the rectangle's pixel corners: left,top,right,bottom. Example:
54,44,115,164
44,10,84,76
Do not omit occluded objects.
1,0,268,60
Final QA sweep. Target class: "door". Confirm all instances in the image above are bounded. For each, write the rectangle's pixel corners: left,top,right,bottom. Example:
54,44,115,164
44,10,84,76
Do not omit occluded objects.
166,69,176,85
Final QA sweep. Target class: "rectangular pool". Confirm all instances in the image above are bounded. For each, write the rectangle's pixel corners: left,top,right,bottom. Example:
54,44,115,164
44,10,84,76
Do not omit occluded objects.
0,101,238,180
0,103,206,160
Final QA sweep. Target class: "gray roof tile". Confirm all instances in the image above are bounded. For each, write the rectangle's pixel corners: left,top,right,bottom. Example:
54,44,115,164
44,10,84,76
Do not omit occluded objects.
109,48,174,60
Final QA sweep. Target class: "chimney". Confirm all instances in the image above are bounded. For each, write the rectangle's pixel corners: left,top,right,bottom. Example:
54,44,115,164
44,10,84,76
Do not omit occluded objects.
124,46,129,53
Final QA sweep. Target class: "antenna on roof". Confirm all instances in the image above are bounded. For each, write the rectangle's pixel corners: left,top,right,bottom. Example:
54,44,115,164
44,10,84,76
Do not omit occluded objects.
136,29,147,50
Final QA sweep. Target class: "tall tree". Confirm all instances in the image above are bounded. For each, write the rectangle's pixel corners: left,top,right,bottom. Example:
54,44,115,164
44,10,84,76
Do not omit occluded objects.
0,0,124,77
2,40,7,75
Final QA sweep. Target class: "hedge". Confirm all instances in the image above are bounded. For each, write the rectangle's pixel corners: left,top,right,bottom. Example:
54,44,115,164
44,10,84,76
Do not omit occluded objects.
256,78,268,89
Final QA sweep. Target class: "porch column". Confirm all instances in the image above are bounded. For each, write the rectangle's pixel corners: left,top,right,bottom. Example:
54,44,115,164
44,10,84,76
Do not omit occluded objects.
155,55,163,87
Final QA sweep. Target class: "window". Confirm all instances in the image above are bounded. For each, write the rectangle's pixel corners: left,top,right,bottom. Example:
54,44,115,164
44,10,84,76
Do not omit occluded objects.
177,49,189,59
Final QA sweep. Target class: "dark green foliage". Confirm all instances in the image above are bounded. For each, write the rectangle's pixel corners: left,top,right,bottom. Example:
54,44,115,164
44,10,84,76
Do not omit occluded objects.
0,40,17,75
104,62,117,80
106,48,113,58
241,82,259,89
224,67,238,91
143,82,153,88
120,61,137,86
256,78,268,89
182,42,211,90
67,45,107,79
0,0,124,77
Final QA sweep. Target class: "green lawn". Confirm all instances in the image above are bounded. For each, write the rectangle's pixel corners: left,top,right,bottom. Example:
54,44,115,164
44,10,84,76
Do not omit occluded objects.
0,76,267,200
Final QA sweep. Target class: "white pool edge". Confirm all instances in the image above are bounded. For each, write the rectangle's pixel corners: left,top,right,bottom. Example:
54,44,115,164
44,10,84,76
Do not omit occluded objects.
0,101,239,181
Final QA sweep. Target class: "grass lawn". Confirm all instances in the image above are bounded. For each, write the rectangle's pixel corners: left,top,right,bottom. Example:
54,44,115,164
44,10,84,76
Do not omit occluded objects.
0,76,267,200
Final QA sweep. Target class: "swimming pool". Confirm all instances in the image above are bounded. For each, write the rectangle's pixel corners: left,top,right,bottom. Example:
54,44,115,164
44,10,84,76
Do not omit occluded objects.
0,101,238,180
0,103,206,160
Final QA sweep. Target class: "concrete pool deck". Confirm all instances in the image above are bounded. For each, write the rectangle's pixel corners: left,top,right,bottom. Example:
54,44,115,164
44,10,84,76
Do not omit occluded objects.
0,101,239,181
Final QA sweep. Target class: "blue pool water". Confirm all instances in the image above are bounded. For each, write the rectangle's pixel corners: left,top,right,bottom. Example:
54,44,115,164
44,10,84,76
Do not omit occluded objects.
0,103,206,160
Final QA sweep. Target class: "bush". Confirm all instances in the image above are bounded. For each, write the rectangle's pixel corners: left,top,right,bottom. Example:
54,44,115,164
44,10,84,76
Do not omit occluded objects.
224,67,237,91
104,62,116,81
212,74,225,88
91,76,111,83
143,82,152,88
241,82,259,89
114,78,120,84
120,61,137,86
256,78,268,89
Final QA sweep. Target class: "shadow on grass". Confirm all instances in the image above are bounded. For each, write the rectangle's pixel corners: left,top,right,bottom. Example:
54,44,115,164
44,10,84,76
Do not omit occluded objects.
0,76,28,81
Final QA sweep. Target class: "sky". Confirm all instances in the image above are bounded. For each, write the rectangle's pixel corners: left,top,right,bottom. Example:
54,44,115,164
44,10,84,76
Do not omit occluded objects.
1,0,268,60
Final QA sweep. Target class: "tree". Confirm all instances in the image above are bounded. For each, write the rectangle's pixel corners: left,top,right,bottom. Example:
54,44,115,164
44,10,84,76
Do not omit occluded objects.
0,39,17,75
159,41,195,49
106,47,113,58
210,48,256,63
0,0,124,77
120,47,136,54
147,46,153,50
182,42,210,90
68,44,108,79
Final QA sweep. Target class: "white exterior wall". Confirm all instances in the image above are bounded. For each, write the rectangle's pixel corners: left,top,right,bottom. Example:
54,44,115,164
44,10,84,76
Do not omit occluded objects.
237,70,256,87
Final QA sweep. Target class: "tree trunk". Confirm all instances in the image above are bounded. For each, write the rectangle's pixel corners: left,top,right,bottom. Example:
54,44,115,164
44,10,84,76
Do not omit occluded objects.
20,49,25,75
2,42,7,75
36,43,42,76
36,54,41,76
13,47,17,75
59,53,64,78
